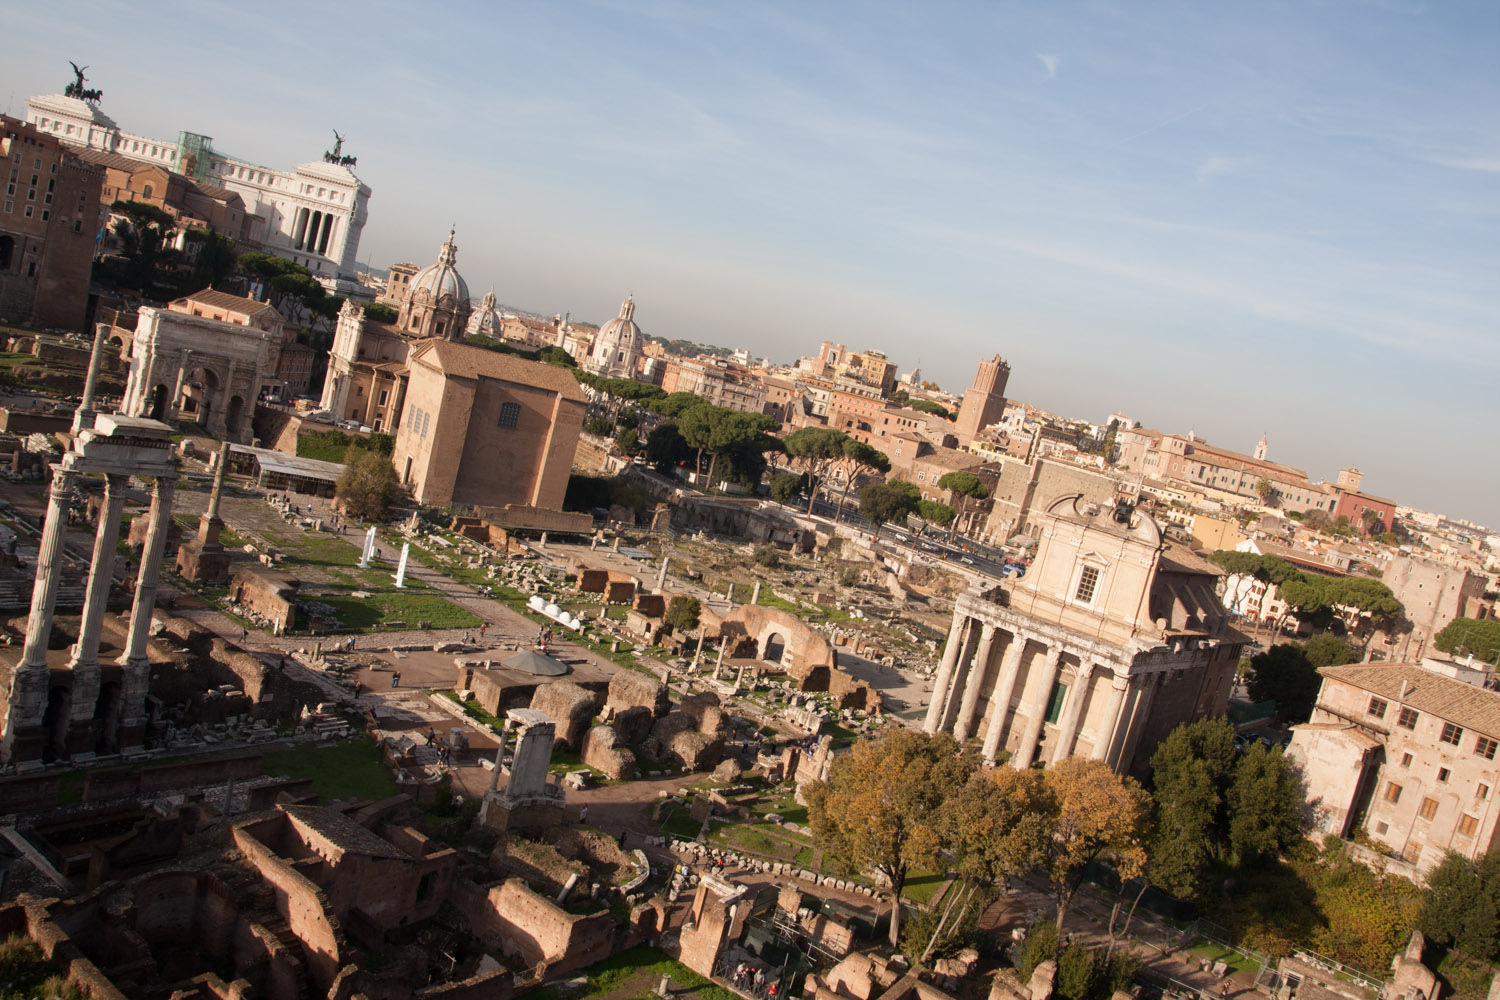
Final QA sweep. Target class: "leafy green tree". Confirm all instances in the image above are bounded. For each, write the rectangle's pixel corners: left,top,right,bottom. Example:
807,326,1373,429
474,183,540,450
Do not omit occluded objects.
783,427,850,514
615,426,639,454
1303,634,1358,669
1101,419,1120,465
1147,719,1238,899
644,423,692,473
641,390,701,418
937,471,989,541
1255,478,1276,504
663,596,701,634
1055,942,1098,1000
1435,618,1500,664
769,472,803,505
917,499,955,533
806,729,975,946
180,230,237,293
584,417,614,436
364,301,398,323
833,438,890,522
335,448,400,521
1227,743,1304,863
1325,576,1403,646
110,200,177,293
909,399,951,420
1247,644,1320,722
1419,850,1500,960
860,481,917,538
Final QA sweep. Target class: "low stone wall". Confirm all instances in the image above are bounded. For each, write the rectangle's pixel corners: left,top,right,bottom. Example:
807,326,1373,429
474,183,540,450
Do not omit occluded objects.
229,568,299,632
83,752,263,802
582,725,635,780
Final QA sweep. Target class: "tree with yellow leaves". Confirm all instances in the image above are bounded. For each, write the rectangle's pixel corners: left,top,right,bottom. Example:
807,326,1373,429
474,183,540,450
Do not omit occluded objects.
805,728,976,947
1040,757,1151,933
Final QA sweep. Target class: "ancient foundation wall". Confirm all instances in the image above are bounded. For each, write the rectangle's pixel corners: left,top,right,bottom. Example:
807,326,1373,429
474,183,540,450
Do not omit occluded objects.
233,825,345,988
454,878,613,975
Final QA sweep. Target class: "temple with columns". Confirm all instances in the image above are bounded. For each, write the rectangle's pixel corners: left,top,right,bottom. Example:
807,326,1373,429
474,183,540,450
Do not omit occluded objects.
924,489,1244,775
1,324,179,766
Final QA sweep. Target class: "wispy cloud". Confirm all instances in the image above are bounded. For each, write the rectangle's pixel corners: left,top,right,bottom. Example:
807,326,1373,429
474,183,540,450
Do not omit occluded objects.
1423,154,1500,174
1194,155,1238,183
1036,52,1060,79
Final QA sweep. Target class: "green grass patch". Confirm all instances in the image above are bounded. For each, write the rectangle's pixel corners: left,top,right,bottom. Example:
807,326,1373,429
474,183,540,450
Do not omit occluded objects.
438,689,504,731
902,870,947,905
296,431,354,463
662,805,702,840
259,737,397,802
313,591,481,631
572,946,739,1000
1187,943,1261,976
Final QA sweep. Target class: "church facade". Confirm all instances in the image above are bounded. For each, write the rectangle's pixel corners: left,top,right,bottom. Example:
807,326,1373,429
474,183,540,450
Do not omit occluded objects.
925,488,1242,775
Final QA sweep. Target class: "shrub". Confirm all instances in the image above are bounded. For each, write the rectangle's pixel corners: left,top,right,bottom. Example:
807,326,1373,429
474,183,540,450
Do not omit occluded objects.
754,545,780,568
1055,942,1097,1000
1015,920,1058,980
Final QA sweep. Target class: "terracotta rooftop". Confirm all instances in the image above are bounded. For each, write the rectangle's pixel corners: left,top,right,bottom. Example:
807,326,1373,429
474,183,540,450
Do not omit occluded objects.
1157,541,1222,577
176,288,280,318
409,339,586,401
73,147,151,173
1319,662,1500,738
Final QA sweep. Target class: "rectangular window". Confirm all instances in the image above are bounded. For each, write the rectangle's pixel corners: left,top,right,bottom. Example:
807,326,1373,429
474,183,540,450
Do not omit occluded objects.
1398,707,1419,730
1374,821,1389,835
1075,565,1100,603
1459,814,1479,837
377,389,388,407
1441,723,1464,746
1401,752,1413,768
1477,736,1498,760
23,206,31,218
1384,782,1403,804
498,402,521,429
1419,797,1438,820
1044,682,1069,725
1367,697,1388,719
1479,784,1490,801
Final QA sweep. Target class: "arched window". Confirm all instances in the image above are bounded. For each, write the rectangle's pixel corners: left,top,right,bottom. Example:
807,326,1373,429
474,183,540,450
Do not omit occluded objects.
498,402,520,429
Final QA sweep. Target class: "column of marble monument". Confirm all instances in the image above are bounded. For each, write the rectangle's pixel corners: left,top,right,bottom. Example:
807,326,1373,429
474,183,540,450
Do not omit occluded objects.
953,623,999,741
21,470,79,670
923,615,970,733
64,473,129,758
1090,672,1131,764
72,322,109,434
940,622,983,732
171,351,192,419
1011,646,1064,769
117,476,176,750
980,633,1028,764
3,469,79,764
1050,662,1096,764
1115,673,1163,773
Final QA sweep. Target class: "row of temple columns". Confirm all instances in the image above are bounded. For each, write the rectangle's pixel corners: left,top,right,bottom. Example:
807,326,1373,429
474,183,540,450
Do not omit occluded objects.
292,206,336,256
923,613,1161,772
4,469,177,762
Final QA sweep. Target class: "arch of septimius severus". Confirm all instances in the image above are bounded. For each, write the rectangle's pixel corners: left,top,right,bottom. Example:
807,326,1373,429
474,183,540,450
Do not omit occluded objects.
1,324,178,767
925,491,1244,775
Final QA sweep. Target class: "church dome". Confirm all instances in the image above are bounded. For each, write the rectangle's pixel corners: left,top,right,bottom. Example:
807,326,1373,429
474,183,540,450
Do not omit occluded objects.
409,229,469,306
587,295,644,376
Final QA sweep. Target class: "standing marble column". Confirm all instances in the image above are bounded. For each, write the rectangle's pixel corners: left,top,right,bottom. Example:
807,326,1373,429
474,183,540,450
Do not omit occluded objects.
117,477,176,750
939,623,983,732
65,474,129,758
923,616,969,733
1050,662,1096,764
1011,646,1064,769
1115,673,1163,773
953,624,998,741
1090,673,1131,764
980,633,1028,764
171,351,192,419
21,470,79,670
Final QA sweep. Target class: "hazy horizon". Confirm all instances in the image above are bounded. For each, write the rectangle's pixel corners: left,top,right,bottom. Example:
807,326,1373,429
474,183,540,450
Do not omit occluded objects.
5,1,1495,526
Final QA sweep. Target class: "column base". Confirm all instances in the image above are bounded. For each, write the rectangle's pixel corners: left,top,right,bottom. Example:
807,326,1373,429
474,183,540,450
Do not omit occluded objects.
175,539,231,587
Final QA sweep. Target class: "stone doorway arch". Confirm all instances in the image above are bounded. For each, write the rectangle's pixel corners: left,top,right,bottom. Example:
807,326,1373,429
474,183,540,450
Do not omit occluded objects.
148,383,169,420
225,394,245,436
762,632,787,664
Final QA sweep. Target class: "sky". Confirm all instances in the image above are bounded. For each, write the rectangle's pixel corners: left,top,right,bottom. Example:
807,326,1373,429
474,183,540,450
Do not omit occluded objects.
5,1,1497,526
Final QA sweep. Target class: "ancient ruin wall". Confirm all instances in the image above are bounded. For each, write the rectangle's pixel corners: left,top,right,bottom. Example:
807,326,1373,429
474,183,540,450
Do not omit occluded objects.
455,878,613,975
233,825,345,988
